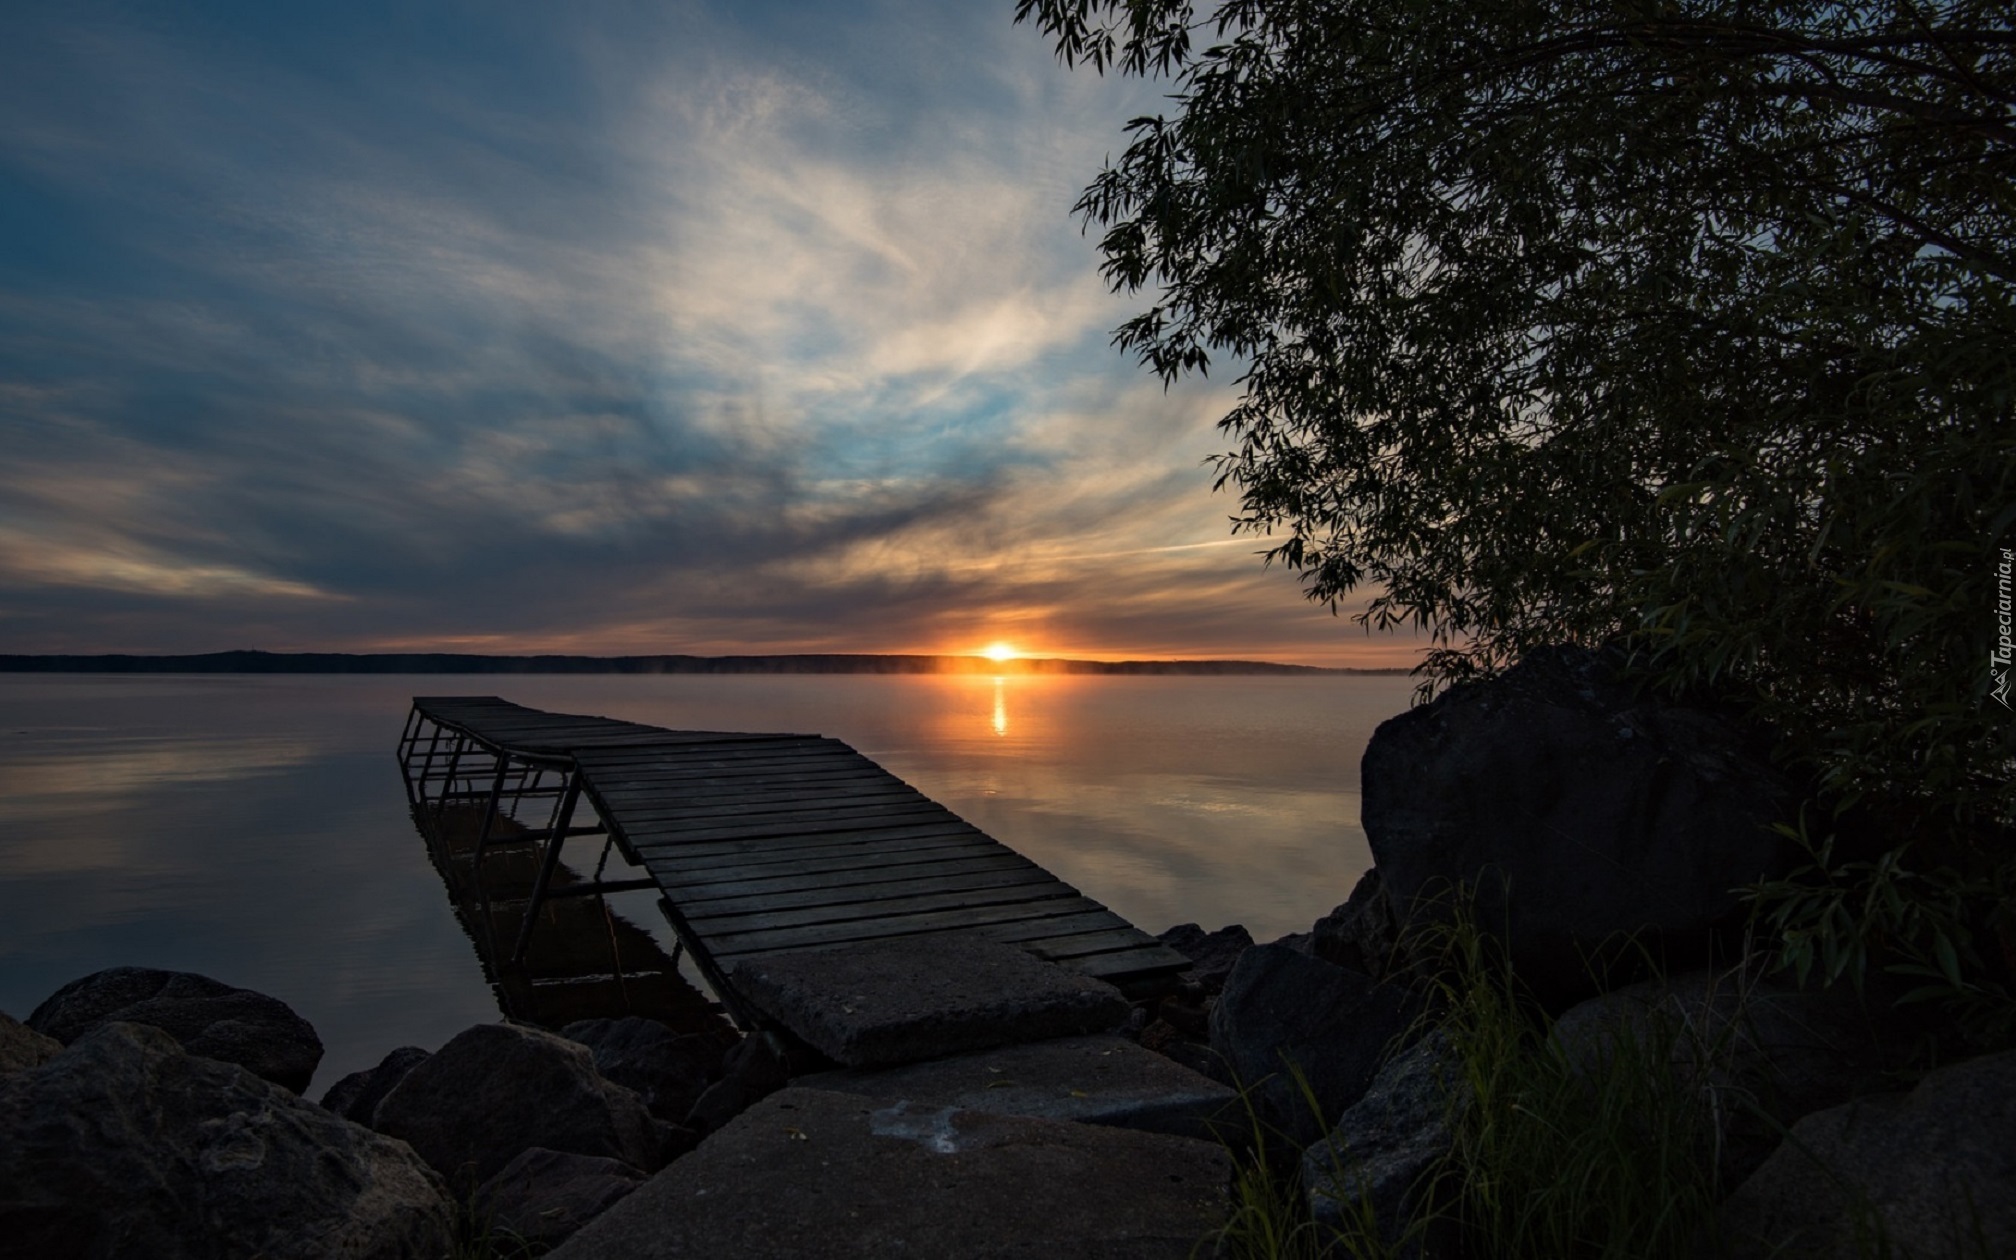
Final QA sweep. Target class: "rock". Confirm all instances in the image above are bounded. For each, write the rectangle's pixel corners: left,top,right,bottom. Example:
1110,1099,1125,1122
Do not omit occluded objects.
1269,930,1316,956
728,933,1131,1068
1717,1049,2016,1258
26,967,325,1093
0,1022,453,1258
1551,968,1901,1186
318,1045,430,1127
474,1146,645,1252
372,1022,660,1190
801,1033,1239,1141
1361,646,1798,1007
1156,923,1255,992
682,1031,796,1135
560,1017,723,1123
1210,944,1421,1148
1313,869,1402,980
0,1011,61,1079
546,1087,1229,1260
1304,1030,1465,1253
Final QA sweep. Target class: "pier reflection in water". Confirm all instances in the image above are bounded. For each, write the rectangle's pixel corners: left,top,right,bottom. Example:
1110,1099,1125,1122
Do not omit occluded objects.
413,799,733,1039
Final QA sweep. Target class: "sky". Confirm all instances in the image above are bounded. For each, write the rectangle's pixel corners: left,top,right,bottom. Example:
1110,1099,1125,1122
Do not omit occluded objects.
0,0,1427,667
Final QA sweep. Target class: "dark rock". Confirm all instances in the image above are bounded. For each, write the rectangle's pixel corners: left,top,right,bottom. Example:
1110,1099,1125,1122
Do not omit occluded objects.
1209,944,1421,1147
0,1021,453,1258
1156,923,1255,992
372,1022,660,1190
681,1030,796,1135
1361,646,1799,1007
318,1045,430,1127
1551,968,1902,1187
26,967,325,1093
0,1011,60,1079
546,1087,1229,1260
1313,869,1403,980
1269,930,1315,956
1304,1030,1465,1255
1157,993,1211,1040
800,1033,1239,1142
1717,1049,2016,1258
653,1120,701,1163
560,1017,723,1123
474,1146,645,1252
728,933,1130,1068
1138,1019,1232,1086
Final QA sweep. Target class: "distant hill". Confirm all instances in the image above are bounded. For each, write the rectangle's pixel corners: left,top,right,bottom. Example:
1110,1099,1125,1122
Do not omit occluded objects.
0,650,1405,676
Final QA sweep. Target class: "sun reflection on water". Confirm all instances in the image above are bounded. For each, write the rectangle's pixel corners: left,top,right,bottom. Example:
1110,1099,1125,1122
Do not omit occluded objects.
991,676,1008,737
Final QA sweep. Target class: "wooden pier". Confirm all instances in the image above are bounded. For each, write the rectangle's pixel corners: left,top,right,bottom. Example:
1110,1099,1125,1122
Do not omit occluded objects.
397,697,1190,1025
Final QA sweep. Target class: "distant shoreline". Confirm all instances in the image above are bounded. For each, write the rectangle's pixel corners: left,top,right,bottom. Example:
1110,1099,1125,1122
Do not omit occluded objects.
0,650,1409,677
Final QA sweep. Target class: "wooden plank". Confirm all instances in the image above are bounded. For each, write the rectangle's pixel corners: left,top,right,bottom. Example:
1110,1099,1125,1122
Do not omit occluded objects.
680,880,1081,935
602,795,944,830
617,808,965,846
624,819,984,857
586,764,895,794
708,909,1140,962
1012,926,1184,961
593,781,922,815
626,824,987,866
698,895,1116,955
578,741,841,770
964,911,1137,945
645,843,1017,890
1064,946,1194,981
669,857,1051,910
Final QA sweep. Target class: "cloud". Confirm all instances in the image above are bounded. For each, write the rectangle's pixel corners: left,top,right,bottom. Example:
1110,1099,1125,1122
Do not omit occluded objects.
0,1,1426,667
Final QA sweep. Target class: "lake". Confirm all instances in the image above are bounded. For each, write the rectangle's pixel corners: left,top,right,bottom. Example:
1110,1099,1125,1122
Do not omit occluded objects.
0,671,1415,1088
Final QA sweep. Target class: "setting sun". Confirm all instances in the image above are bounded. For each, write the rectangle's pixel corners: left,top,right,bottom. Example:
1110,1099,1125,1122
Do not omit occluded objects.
981,642,1019,663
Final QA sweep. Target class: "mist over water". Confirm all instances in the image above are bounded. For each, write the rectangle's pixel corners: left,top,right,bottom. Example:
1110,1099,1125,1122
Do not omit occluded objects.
0,671,1413,1086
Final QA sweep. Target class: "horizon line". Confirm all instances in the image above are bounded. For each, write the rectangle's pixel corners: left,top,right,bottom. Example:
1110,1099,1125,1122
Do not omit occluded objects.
0,648,1414,676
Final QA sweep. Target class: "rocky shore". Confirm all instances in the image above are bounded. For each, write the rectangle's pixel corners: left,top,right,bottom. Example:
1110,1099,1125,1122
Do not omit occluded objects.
3,646,2011,1257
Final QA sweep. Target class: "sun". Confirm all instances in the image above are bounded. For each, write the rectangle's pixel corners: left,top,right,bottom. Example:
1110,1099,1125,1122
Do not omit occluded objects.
981,642,1019,663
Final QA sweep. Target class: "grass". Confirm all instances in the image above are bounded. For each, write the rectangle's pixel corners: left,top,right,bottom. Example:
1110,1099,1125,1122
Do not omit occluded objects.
1203,907,1758,1260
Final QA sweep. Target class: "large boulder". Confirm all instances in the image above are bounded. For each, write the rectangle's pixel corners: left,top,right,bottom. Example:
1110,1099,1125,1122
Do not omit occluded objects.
547,1087,1229,1260
0,1011,61,1080
560,1017,723,1123
319,1046,431,1127
0,1022,453,1258
1304,1029,1465,1257
1551,968,1901,1187
372,1022,660,1189
1209,944,1420,1148
1717,1049,2016,1258
1361,646,1799,1006
27,967,324,1093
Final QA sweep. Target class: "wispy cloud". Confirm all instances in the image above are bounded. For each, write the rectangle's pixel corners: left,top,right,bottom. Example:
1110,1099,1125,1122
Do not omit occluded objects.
0,1,1425,666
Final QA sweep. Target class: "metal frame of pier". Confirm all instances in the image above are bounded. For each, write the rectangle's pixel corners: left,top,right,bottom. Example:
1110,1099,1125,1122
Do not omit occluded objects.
398,696,1189,1026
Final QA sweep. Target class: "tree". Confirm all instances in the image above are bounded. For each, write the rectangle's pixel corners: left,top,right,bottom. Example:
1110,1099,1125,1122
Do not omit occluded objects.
1020,0,2015,1032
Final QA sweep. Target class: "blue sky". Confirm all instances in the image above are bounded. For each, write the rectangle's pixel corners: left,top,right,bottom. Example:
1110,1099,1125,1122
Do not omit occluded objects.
0,0,1422,665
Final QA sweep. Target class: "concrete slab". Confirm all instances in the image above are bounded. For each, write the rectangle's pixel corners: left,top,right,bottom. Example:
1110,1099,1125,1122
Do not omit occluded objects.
728,933,1131,1068
799,1034,1239,1142
546,1087,1230,1260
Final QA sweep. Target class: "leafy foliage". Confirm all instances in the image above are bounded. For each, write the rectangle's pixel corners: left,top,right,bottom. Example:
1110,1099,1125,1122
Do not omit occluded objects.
1019,0,2016,1014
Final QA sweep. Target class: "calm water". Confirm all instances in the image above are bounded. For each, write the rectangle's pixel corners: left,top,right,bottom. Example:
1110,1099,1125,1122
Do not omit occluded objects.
0,672,1414,1087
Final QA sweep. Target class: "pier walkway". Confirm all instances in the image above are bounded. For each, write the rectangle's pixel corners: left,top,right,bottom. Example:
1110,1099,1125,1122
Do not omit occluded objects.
397,697,1189,1023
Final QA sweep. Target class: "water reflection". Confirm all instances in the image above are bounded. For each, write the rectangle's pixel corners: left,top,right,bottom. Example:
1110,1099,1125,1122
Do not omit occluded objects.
0,671,1414,1086
412,803,730,1038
